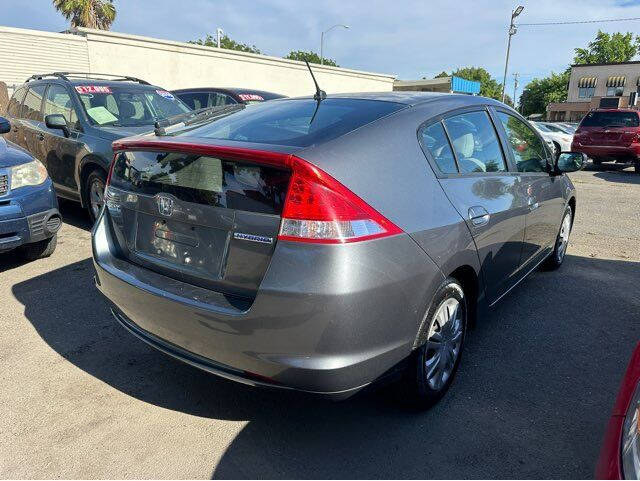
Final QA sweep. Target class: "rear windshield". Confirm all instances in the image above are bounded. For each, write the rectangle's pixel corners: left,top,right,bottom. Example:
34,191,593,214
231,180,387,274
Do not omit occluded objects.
580,111,640,128
75,85,190,127
110,151,289,214
177,98,405,147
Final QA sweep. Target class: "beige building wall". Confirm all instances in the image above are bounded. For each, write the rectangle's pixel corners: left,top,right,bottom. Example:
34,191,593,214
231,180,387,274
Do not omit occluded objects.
0,25,395,97
0,26,90,91
567,62,640,102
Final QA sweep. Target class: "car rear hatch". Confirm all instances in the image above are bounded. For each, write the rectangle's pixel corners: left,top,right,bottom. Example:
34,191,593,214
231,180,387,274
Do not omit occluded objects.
577,111,640,146
104,141,293,300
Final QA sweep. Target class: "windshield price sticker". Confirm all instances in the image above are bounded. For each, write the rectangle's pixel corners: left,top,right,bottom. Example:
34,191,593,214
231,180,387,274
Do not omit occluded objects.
238,94,264,101
156,90,175,100
75,85,113,94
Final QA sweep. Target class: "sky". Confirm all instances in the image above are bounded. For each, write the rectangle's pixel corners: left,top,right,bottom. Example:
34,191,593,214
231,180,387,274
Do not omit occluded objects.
4,0,640,99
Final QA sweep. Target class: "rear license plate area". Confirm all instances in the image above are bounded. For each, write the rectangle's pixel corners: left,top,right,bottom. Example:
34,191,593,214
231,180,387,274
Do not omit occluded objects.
133,212,230,279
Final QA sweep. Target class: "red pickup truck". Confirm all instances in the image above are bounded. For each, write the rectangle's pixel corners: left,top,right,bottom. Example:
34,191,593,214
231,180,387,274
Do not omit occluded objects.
571,109,640,173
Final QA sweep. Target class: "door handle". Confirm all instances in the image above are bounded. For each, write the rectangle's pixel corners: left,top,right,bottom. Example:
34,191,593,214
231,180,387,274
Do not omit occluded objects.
38,133,45,141
468,206,490,227
528,200,539,211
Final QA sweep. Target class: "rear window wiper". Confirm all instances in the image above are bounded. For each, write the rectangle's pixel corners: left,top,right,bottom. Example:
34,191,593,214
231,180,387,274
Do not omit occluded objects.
154,104,246,136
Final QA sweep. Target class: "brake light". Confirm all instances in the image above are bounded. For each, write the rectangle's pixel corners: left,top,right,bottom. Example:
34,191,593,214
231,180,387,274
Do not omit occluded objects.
279,156,403,244
109,139,403,243
105,153,117,187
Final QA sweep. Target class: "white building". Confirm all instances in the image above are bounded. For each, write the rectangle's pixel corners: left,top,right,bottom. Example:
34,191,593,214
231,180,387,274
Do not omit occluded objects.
0,25,396,97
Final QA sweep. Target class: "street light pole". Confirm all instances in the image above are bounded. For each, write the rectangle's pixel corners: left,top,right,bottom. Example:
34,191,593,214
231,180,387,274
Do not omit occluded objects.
320,24,349,65
513,72,519,109
216,27,224,48
501,6,524,104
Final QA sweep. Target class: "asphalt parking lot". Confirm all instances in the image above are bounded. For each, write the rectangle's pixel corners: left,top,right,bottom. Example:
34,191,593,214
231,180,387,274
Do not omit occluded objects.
1,166,639,479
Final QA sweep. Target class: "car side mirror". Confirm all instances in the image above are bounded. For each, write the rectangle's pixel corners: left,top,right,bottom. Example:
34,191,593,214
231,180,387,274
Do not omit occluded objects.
0,116,10,134
555,152,586,174
45,114,70,137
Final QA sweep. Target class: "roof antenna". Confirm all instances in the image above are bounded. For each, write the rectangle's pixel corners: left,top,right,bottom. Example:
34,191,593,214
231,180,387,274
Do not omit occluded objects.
305,60,326,101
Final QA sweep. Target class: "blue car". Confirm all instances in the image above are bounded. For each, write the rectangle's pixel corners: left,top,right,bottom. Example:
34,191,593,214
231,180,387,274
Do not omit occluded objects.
0,116,60,261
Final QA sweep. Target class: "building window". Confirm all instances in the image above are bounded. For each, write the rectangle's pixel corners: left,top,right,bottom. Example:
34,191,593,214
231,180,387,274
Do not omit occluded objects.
578,87,595,98
606,76,626,97
606,86,624,97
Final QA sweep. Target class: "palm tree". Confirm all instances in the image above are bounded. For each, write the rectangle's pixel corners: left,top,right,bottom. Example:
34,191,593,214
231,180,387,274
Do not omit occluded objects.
53,0,116,30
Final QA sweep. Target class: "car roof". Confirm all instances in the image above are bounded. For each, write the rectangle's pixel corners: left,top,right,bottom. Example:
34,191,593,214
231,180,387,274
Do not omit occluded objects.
23,78,162,90
278,91,504,107
171,89,502,107
174,87,283,95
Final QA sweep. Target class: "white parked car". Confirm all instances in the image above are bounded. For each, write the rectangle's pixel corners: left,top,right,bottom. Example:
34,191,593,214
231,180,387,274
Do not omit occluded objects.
532,122,573,158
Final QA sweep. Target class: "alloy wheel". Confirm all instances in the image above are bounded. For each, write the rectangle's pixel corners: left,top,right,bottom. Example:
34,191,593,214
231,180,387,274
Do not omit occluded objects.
557,212,572,262
89,178,105,219
424,297,464,391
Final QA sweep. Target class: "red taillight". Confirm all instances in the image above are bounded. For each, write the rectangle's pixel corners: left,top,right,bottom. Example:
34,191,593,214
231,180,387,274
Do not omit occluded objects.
279,156,403,244
105,153,117,187
109,139,403,244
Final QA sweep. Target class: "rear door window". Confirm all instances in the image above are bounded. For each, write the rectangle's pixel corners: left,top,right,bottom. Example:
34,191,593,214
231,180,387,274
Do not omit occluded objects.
182,98,406,147
6,86,27,118
443,111,507,173
419,122,457,174
22,84,47,121
580,111,639,128
497,112,548,173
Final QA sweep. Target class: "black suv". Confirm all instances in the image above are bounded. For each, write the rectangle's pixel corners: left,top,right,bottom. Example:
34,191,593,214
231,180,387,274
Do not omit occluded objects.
4,73,191,221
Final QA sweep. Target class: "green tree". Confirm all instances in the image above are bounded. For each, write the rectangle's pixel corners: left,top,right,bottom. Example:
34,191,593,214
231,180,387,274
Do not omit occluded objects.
451,67,502,99
573,30,638,65
53,0,116,30
519,71,570,117
430,67,512,105
189,34,261,54
446,67,512,104
284,50,338,67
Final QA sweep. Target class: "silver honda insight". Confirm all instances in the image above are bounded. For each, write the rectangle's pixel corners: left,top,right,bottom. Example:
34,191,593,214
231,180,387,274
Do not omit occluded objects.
92,92,584,406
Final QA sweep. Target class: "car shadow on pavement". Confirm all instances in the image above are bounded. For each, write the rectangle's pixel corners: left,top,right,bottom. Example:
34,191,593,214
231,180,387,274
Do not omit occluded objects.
593,170,640,185
58,198,92,231
584,162,640,183
10,254,640,479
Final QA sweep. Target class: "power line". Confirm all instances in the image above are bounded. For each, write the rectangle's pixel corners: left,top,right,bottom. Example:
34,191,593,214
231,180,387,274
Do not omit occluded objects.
518,17,640,26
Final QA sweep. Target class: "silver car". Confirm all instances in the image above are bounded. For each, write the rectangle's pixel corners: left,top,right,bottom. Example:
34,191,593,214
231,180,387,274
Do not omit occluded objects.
92,92,584,407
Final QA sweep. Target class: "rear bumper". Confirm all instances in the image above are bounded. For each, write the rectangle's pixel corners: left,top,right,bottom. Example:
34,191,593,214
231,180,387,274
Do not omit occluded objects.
92,211,443,396
572,142,640,161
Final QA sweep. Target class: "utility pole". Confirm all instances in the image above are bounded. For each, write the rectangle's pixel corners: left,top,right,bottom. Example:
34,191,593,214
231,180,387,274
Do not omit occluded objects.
502,6,524,103
513,72,519,110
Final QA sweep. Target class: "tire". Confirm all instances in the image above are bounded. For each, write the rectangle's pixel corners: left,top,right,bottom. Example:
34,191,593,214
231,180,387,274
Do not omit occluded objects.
21,234,57,261
401,278,467,409
543,205,573,270
84,168,107,224
591,157,602,166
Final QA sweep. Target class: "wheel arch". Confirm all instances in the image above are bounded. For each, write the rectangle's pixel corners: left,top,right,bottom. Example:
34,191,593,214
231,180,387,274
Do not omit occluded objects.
78,156,108,207
412,264,480,350
567,196,576,228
